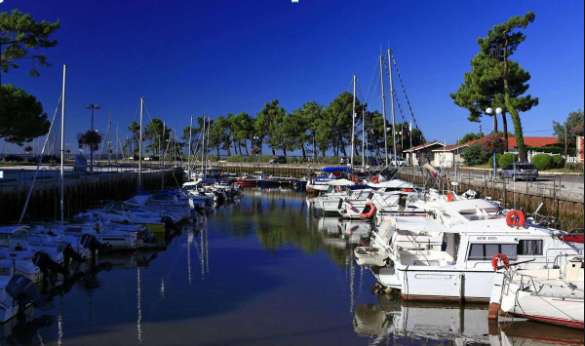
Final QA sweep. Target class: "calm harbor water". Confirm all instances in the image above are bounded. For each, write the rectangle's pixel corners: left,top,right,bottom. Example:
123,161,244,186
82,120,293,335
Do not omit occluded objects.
3,192,583,345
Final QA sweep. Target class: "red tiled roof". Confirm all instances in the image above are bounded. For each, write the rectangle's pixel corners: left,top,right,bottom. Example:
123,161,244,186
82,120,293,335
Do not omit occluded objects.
439,136,559,151
508,136,558,148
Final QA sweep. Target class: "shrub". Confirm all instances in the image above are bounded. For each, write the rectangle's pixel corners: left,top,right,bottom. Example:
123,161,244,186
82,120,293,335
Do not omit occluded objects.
462,144,490,166
498,153,518,168
531,154,553,170
489,153,502,168
551,155,565,168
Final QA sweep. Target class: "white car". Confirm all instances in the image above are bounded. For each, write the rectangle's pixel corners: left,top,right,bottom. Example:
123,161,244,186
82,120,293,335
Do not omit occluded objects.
390,156,406,167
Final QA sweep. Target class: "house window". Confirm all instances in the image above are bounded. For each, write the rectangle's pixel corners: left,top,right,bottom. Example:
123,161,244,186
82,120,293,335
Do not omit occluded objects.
518,240,543,256
468,244,518,260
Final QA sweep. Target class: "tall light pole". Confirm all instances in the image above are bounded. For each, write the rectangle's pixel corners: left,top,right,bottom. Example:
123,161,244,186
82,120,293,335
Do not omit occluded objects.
86,104,101,131
86,103,100,173
486,107,503,178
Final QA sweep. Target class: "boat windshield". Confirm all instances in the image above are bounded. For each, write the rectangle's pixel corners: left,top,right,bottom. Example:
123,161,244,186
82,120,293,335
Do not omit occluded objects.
459,207,501,221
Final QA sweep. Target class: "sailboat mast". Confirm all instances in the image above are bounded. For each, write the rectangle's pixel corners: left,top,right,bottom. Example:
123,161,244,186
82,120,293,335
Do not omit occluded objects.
188,115,193,180
138,97,144,189
59,64,67,224
387,48,398,164
201,116,206,178
350,74,356,169
361,107,365,169
379,55,389,167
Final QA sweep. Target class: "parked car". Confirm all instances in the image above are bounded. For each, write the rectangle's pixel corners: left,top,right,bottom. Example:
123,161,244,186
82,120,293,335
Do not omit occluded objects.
390,156,406,167
500,162,538,181
269,156,287,164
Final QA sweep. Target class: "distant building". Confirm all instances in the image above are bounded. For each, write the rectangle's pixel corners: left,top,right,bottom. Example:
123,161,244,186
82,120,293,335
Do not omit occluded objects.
431,143,469,168
577,136,584,163
430,136,560,168
403,141,445,166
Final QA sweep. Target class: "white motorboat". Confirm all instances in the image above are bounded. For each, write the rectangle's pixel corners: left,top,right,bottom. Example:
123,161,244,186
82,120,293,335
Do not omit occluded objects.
370,199,584,303
490,255,584,329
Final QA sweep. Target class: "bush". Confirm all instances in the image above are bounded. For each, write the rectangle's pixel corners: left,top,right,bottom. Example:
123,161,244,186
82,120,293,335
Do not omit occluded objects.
498,153,518,168
551,155,565,168
462,144,490,166
489,153,502,168
531,154,553,170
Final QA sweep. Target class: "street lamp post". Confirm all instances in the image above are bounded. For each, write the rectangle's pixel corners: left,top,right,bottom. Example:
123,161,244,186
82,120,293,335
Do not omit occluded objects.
486,107,503,178
86,104,100,172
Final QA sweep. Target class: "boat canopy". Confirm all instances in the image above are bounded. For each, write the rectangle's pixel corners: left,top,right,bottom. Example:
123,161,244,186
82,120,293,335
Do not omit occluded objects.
321,166,351,173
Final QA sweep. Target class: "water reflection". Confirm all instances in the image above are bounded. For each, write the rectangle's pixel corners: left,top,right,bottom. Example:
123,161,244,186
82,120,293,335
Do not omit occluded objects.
2,192,582,345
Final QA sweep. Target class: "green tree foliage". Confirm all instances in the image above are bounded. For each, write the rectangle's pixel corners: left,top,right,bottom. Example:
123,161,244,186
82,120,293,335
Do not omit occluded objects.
461,144,488,166
458,132,483,144
164,92,423,161
78,129,102,172
551,155,565,168
229,112,254,155
0,10,60,83
498,152,517,168
451,12,538,160
291,102,322,160
531,154,553,170
127,120,140,154
0,84,50,144
553,110,584,155
255,100,287,156
145,118,170,156
78,130,102,151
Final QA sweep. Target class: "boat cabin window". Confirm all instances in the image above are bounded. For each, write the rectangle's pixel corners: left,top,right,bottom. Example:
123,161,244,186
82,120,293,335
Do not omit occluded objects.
468,243,517,260
518,240,543,256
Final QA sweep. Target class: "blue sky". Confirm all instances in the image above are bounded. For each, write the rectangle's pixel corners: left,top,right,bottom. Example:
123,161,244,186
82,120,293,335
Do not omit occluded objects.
2,0,583,152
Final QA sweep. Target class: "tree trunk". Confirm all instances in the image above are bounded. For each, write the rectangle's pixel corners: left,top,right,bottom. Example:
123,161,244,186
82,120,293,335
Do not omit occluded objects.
492,114,499,134
271,147,276,156
503,38,526,161
501,112,509,152
301,144,306,161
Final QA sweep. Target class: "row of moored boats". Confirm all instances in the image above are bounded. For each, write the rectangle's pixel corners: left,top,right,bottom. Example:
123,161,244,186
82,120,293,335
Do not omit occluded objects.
0,179,240,324
308,169,584,330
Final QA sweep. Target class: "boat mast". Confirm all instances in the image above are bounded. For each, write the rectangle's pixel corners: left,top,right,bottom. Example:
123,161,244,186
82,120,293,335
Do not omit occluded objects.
361,107,365,169
387,49,398,164
187,115,193,180
138,97,144,190
379,55,389,167
200,116,206,178
350,74,356,169
59,64,67,224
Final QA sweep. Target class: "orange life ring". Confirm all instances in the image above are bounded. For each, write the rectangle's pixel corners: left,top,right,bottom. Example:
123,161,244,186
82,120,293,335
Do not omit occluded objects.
491,253,510,271
351,175,360,183
447,192,455,202
506,210,525,228
360,202,377,219
370,175,380,184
